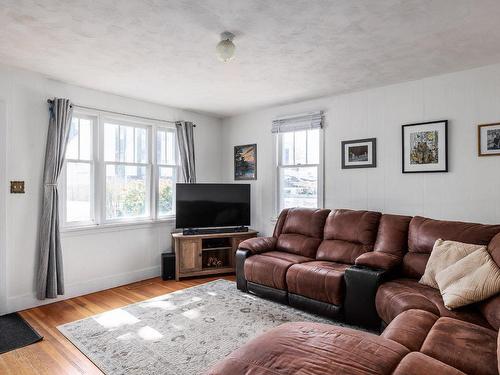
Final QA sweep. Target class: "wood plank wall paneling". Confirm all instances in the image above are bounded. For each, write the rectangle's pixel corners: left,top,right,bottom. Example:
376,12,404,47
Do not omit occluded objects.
0,276,235,375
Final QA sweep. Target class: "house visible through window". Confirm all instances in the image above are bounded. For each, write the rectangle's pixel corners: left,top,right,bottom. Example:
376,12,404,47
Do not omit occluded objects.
277,128,322,211
60,112,178,228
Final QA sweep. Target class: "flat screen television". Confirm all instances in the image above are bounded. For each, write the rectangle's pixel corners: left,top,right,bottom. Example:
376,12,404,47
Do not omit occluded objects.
176,183,250,230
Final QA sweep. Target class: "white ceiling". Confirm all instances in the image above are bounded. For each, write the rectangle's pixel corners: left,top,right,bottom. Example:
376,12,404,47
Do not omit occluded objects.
1,1,500,117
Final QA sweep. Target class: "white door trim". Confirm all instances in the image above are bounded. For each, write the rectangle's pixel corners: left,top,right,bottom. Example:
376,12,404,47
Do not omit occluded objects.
0,101,7,315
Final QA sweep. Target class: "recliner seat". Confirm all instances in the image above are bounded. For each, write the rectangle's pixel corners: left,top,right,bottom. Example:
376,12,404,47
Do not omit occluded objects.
239,208,382,316
241,207,330,300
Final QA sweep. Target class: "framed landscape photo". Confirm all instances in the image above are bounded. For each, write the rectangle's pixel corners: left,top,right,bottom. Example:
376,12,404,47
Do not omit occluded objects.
341,138,376,169
234,144,257,180
402,120,448,173
478,122,500,156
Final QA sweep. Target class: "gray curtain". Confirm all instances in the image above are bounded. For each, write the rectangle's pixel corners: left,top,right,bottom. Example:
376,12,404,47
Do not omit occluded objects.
176,121,196,183
36,98,73,299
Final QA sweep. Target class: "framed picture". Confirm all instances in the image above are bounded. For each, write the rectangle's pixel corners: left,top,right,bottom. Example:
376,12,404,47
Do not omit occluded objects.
402,120,448,173
478,122,500,156
234,144,257,180
341,138,377,169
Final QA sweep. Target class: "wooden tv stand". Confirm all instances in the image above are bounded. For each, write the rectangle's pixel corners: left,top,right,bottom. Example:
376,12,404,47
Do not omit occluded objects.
171,230,258,281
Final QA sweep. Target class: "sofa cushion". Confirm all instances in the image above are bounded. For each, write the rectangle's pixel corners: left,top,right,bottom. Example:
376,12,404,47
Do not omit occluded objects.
381,309,439,352
420,317,498,375
436,247,500,309
316,209,381,264
244,252,312,290
480,294,500,330
280,207,330,238
272,208,290,238
276,234,322,258
205,322,409,375
393,352,466,375
420,239,485,289
488,231,500,266
355,214,412,270
373,214,413,255
275,207,330,258
286,261,350,305
403,216,500,279
383,309,498,375
376,278,490,328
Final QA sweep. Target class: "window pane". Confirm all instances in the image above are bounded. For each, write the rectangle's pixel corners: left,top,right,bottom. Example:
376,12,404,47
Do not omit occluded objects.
122,126,134,162
307,128,320,164
158,167,175,216
281,132,294,165
66,119,79,159
79,118,92,161
280,166,318,209
157,129,175,165
166,131,176,165
135,127,147,163
106,164,148,219
295,130,307,165
104,123,119,161
157,130,166,164
66,162,92,222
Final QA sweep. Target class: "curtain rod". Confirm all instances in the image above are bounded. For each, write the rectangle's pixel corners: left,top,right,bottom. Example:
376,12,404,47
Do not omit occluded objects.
46,99,195,126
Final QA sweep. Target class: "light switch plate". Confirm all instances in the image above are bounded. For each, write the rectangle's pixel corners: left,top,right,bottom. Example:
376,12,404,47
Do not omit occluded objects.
10,181,25,194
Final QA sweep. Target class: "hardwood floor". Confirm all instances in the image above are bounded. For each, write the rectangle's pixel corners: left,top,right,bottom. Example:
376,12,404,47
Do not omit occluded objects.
0,275,236,375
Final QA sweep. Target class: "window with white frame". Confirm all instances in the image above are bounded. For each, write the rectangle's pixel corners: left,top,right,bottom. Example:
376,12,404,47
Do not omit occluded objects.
277,128,322,211
274,112,324,212
60,112,178,228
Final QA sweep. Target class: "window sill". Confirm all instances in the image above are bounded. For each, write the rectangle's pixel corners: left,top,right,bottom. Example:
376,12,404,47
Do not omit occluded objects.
61,217,176,237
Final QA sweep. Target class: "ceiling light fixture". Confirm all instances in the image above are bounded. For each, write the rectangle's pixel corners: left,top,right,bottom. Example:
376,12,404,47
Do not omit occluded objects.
216,31,236,63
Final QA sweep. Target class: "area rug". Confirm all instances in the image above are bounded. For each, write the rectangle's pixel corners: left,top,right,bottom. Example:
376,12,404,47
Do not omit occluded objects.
58,279,350,375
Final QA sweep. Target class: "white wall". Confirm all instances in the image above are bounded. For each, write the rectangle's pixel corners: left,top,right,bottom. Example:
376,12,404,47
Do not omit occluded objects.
0,64,223,313
222,64,500,236
0,100,6,315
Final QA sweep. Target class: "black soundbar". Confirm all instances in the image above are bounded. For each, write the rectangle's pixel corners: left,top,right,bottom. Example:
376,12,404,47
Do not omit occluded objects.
182,226,249,235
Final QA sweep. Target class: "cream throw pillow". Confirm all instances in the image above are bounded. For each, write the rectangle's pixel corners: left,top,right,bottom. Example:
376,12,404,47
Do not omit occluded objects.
419,239,485,289
436,247,500,310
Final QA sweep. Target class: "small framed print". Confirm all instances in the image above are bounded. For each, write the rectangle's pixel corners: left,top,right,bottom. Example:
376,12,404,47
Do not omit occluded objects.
402,120,448,173
234,143,257,180
341,138,377,169
478,123,500,156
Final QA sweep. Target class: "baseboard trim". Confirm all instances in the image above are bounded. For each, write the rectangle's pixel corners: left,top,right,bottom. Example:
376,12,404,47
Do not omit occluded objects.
6,266,161,314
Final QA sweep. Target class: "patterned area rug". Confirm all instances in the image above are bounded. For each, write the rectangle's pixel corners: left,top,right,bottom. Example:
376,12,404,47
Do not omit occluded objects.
58,279,349,375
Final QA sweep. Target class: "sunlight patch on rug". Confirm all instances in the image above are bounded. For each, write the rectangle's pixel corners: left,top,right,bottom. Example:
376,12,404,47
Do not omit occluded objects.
58,279,347,375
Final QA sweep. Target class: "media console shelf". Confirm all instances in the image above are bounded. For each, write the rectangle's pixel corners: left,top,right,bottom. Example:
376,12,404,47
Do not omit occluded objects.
172,230,258,281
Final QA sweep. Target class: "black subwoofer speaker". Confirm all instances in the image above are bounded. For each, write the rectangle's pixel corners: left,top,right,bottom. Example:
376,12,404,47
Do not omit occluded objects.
161,253,176,280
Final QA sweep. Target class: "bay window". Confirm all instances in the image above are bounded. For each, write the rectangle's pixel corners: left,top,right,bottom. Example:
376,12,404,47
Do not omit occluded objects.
60,112,178,229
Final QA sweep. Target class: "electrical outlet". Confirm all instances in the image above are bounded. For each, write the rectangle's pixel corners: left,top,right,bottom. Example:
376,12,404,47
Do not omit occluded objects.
10,181,25,194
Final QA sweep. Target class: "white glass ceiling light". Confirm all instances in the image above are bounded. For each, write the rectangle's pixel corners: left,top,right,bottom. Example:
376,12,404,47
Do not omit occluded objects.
216,32,236,62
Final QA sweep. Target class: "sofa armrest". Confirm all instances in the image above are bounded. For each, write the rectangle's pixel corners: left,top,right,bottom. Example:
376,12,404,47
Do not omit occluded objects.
235,249,251,292
355,252,402,271
239,237,276,255
344,265,387,330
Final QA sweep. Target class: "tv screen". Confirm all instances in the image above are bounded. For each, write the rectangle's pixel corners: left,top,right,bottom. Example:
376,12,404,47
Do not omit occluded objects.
176,183,250,229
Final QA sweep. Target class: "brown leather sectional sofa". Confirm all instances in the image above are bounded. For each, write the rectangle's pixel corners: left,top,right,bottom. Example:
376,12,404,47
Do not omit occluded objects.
208,207,500,375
